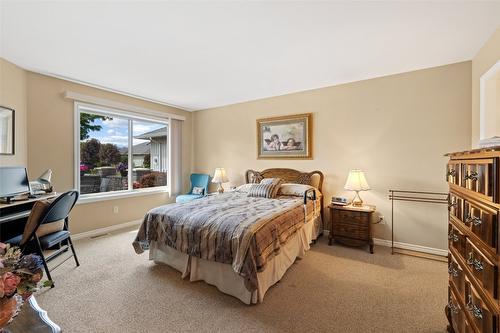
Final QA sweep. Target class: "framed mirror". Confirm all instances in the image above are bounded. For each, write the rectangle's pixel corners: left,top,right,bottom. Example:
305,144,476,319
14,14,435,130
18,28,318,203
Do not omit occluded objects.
479,60,500,147
0,106,15,155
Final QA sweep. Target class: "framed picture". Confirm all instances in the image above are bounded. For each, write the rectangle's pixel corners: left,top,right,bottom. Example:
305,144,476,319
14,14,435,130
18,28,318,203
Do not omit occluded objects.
257,113,312,159
0,106,15,155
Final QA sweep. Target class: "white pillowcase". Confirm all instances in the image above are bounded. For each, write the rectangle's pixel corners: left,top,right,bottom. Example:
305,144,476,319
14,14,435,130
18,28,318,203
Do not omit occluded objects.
278,183,318,197
235,183,253,193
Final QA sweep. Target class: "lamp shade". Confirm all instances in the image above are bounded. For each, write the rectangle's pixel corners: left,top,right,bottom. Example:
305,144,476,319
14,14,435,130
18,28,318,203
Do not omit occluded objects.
344,169,370,191
38,169,52,183
212,168,229,183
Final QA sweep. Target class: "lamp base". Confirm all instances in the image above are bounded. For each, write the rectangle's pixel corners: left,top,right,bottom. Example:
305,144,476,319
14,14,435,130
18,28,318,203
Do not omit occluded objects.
217,183,224,194
351,191,364,207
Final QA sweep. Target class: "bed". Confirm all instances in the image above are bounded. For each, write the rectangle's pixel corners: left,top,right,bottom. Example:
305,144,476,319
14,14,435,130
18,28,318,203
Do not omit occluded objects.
133,168,324,304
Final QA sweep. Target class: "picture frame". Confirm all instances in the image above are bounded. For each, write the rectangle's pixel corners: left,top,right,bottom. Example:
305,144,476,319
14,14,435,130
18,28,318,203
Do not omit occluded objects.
0,106,15,155
257,113,312,159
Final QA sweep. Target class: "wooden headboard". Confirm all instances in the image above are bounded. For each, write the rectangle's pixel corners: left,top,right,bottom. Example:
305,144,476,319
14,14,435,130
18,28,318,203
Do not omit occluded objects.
245,168,324,193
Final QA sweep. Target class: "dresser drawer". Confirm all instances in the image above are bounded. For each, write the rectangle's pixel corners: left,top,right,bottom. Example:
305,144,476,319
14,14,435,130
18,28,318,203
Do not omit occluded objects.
461,159,497,203
465,239,498,300
449,253,466,297
449,286,465,333
465,277,497,333
449,223,467,262
447,161,462,186
450,192,464,222
464,199,498,253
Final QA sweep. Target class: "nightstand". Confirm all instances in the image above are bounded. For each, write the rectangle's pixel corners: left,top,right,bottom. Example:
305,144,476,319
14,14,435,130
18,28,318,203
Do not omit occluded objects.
328,204,376,253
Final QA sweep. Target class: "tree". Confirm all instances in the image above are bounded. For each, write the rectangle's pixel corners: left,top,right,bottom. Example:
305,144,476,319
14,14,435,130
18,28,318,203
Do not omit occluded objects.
99,143,121,166
80,113,111,140
143,153,151,168
80,139,101,167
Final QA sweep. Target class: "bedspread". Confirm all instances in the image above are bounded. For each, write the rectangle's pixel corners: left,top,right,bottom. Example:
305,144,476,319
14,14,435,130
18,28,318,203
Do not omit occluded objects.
133,192,315,291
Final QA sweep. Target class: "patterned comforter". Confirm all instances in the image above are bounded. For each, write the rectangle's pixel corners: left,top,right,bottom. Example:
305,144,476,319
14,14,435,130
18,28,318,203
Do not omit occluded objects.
133,192,317,292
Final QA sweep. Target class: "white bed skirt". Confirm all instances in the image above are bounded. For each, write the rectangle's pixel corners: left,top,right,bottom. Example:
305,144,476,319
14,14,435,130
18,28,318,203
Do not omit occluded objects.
149,215,322,304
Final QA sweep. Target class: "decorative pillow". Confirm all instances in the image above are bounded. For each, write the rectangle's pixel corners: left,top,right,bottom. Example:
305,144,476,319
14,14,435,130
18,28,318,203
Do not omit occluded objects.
278,183,319,198
247,178,283,199
21,200,51,244
36,220,65,238
192,186,205,195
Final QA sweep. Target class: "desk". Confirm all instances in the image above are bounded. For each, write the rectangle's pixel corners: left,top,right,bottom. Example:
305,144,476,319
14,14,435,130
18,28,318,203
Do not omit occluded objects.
0,193,58,242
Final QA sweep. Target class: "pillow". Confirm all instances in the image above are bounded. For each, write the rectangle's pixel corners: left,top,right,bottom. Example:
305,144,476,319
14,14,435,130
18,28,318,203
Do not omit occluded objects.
235,183,253,193
247,178,283,199
36,220,65,238
278,183,317,197
192,186,205,195
21,200,51,244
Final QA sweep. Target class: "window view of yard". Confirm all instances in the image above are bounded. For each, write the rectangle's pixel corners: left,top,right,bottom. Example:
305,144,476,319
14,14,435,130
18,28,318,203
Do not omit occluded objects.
79,111,168,195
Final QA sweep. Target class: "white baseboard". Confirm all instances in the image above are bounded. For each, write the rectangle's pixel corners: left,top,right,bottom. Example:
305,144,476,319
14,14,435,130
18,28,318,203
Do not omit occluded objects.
372,238,447,257
72,219,142,241
323,230,447,257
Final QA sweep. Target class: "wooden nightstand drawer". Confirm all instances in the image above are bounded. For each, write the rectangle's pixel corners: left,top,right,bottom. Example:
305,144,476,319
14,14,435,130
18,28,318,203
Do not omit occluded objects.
333,210,370,226
332,222,369,240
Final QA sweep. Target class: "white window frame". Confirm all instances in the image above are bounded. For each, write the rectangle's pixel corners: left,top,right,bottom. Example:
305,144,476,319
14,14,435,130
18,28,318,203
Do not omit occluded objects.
74,102,170,204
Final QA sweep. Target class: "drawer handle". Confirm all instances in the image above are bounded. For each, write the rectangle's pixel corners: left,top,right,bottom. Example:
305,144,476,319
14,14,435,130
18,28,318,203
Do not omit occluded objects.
465,215,482,226
473,259,484,272
464,171,478,181
448,200,457,210
466,296,483,320
467,253,484,272
448,231,459,242
448,264,459,277
448,301,460,314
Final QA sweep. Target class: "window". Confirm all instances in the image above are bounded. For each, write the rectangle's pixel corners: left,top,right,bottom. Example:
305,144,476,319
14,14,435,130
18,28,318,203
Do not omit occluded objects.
76,103,169,199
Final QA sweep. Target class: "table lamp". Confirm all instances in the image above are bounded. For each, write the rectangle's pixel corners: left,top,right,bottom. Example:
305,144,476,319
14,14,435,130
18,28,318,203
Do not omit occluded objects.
344,169,370,207
212,168,229,194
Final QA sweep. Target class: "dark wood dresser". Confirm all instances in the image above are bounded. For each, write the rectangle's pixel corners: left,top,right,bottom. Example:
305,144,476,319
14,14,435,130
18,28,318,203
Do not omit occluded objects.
446,147,500,333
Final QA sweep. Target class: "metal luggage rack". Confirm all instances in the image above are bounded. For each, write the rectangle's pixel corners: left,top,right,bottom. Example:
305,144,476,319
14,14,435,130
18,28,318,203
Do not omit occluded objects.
388,189,449,256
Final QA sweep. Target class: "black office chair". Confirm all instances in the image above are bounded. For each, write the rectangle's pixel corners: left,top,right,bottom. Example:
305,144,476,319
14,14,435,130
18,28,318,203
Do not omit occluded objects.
5,190,80,286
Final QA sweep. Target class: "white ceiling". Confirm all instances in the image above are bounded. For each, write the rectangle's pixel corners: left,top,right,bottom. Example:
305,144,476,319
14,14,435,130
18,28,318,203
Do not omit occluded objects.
1,1,499,111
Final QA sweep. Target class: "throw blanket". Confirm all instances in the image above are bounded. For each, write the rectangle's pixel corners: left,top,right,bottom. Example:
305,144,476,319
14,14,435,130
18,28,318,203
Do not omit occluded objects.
133,192,313,292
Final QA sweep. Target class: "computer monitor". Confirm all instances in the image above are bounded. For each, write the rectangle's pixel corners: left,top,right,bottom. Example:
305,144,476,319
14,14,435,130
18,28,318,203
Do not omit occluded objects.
0,167,31,203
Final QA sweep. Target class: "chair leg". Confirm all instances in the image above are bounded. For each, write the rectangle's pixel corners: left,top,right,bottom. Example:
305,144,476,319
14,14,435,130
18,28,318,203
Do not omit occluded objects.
67,236,80,267
35,236,54,288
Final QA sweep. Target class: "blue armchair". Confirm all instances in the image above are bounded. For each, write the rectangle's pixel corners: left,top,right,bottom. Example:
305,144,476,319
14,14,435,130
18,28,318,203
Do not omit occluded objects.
175,173,211,203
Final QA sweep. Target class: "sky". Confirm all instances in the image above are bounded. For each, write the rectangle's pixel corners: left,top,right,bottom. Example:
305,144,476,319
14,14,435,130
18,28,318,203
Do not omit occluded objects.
82,114,166,148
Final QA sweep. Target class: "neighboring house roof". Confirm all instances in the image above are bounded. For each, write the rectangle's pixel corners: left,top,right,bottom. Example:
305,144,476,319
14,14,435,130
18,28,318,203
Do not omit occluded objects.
134,127,167,139
119,141,150,155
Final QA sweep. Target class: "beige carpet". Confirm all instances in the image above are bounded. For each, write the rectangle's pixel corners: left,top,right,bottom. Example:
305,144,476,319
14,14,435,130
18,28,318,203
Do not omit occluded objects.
36,228,448,333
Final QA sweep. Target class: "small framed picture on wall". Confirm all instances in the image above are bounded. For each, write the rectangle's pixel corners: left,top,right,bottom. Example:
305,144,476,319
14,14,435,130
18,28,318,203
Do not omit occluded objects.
257,113,312,159
0,106,15,155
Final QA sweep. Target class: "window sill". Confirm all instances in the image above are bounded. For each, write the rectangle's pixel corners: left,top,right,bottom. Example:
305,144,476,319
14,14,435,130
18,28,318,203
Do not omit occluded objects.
77,187,169,205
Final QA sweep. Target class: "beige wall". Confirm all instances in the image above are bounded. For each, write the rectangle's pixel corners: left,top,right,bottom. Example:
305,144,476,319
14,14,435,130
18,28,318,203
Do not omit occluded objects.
472,27,500,147
0,58,27,166
26,72,193,234
193,61,472,250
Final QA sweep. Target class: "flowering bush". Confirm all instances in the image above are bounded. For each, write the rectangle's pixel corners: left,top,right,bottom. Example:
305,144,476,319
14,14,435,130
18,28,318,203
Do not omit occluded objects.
0,243,51,328
80,164,90,172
